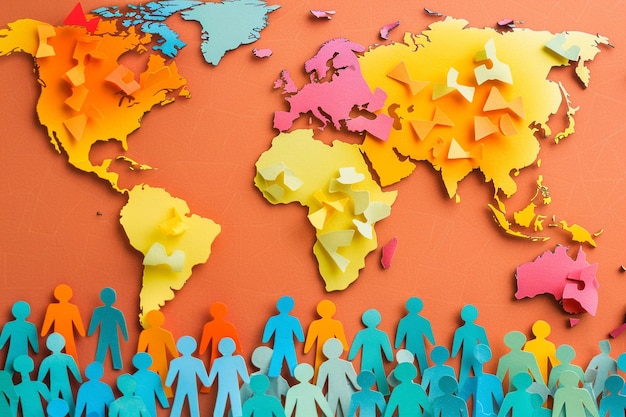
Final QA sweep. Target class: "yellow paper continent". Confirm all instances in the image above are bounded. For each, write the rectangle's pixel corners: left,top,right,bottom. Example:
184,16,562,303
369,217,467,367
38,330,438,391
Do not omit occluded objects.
120,185,221,320
255,129,397,291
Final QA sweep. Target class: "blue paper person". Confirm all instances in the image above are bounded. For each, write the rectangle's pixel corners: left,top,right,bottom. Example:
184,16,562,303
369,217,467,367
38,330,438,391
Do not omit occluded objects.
165,336,210,417
585,339,617,399
347,371,386,417
0,301,39,375
87,287,128,370
14,355,50,417
74,361,114,417
242,374,286,417
262,296,304,378
37,333,82,416
451,304,489,387
421,345,457,399
395,297,435,377
47,398,70,417
131,352,169,417
458,344,503,417
207,337,250,417
348,309,393,396
599,374,626,417
432,375,468,417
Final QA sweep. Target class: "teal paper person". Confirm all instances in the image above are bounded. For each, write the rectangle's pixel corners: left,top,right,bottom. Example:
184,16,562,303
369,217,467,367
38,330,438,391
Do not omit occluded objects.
14,355,50,417
165,336,210,417
239,346,289,406
242,375,286,417
347,371,386,417
552,370,599,417
37,333,82,416
451,304,489,386
74,361,114,417
109,374,150,417
47,398,70,417
285,363,332,417
207,337,250,417
585,339,617,399
262,296,304,377
317,338,360,417
530,393,550,417
458,344,503,417
0,370,17,417
599,374,626,417
348,309,393,396
432,375,468,417
496,331,544,390
131,352,169,417
0,301,39,375
395,297,435,377
421,345,457,399
547,345,584,393
383,362,432,417
497,373,535,417
387,349,415,389
87,287,128,370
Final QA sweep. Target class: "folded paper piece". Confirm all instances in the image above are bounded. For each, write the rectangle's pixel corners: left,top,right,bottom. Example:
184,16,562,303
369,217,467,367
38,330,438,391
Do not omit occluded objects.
143,243,186,273
381,237,398,269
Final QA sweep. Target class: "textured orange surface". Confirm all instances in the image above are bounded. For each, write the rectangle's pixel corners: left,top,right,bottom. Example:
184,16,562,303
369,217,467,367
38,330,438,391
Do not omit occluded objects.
0,0,625,413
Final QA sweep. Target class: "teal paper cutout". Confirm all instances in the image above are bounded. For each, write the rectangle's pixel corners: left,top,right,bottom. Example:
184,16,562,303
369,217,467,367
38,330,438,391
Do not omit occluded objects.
87,288,128,370
317,338,360,417
131,352,169,417
47,398,70,417
239,346,289,405
451,305,489,387
547,345,584,393
0,301,39,375
552,370,599,417
348,309,394,396
347,371,386,417
75,361,114,417
421,345,457,399
599,375,626,417
496,331,544,390
585,339,617,399
262,296,305,378
395,297,435,377
207,337,250,417
14,355,50,417
285,363,332,417
496,373,535,417
432,375,468,417
458,345,503,417
242,374,286,417
383,362,432,417
387,349,415,388
109,374,150,417
0,370,17,417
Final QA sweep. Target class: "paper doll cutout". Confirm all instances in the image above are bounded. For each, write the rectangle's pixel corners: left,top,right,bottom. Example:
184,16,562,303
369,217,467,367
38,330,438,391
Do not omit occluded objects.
285,363,332,417
242,374,286,417
14,355,50,417
421,345,457,399
432,375,468,417
523,320,559,383
599,375,626,417
137,310,179,398
304,300,349,380
347,371,386,417
497,373,535,417
165,336,209,417
552,370,599,417
47,398,70,417
109,374,150,417
530,393,550,417
74,361,114,417
317,338,360,417
207,337,250,417
0,301,39,375
41,284,85,366
239,346,289,405
496,331,544,390
547,345,584,393
451,304,489,386
37,333,82,416
262,296,305,377
87,287,128,370
387,349,415,388
383,362,432,417
131,352,169,417
348,309,394,396
0,370,17,417
458,345,503,417
395,297,435,377
585,339,617,399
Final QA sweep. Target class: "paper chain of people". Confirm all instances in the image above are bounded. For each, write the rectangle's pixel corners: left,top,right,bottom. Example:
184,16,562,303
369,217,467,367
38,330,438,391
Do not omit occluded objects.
1,285,626,417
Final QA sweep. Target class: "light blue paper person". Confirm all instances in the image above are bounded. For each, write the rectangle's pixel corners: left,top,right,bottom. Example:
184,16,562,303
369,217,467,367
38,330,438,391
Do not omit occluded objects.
599,374,626,417
421,345,457,399
347,371,386,417
395,297,435,377
585,339,617,399
262,296,304,378
74,361,114,417
131,352,169,417
348,309,393,396
317,338,360,417
451,304,489,387
0,301,39,375
87,287,128,370
383,362,432,417
458,344,503,417
109,374,150,417
14,355,50,417
165,336,210,417
239,346,289,406
432,375,468,417
242,374,286,417
285,363,332,417
207,337,250,417
37,333,82,416
47,398,70,417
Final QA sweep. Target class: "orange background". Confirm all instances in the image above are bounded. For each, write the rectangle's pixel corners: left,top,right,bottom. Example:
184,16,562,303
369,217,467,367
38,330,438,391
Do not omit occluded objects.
0,0,625,413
